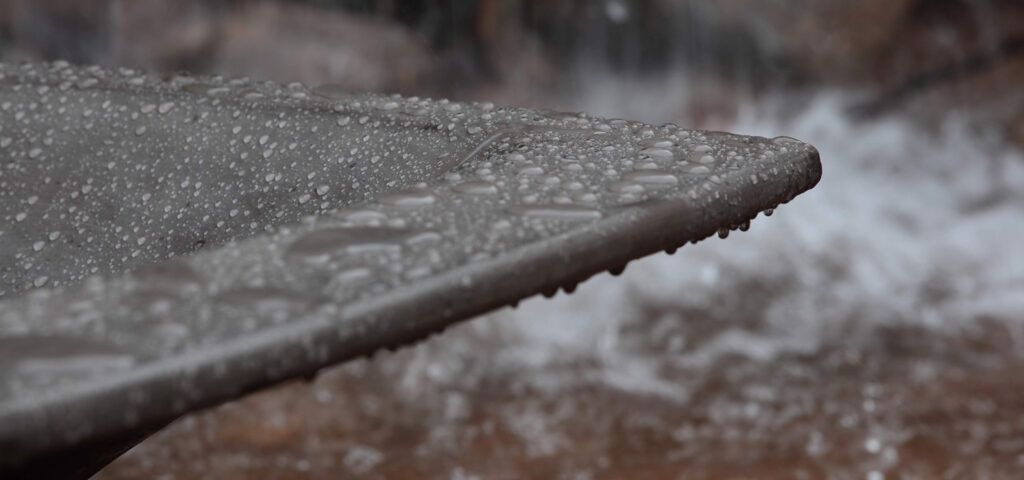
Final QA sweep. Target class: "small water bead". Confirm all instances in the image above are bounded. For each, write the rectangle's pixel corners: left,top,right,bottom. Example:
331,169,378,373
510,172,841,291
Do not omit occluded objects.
405,231,443,246
771,136,802,146
639,147,673,160
624,169,679,186
641,138,675,149
504,152,526,163
32,241,45,251
634,126,656,137
315,185,330,196
378,189,437,208
610,182,645,194
181,82,221,95
337,209,388,223
331,267,375,286
517,165,544,176
453,181,499,195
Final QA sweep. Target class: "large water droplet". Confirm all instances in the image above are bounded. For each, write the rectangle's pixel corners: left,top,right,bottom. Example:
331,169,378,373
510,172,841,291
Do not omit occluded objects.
285,227,411,262
510,204,602,221
624,169,679,185
378,189,437,208
453,181,499,195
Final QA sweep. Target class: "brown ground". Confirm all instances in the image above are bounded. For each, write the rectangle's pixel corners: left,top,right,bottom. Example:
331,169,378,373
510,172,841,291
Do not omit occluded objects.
96,306,1024,479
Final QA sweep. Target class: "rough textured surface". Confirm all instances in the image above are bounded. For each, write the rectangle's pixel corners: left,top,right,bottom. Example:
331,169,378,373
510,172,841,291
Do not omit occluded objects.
0,62,820,469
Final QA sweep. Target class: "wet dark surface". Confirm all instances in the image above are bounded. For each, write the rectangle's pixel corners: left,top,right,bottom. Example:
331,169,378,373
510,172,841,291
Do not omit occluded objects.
0,62,818,470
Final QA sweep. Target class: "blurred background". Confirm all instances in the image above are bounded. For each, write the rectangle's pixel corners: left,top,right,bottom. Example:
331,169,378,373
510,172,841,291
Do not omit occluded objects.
4,0,1024,478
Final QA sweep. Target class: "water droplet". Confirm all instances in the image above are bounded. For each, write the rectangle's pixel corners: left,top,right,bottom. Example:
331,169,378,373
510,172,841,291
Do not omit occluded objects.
215,286,312,316
624,169,678,185
453,181,499,195
510,204,602,221
772,136,802,146
517,165,544,176
639,147,673,160
378,189,437,208
610,182,645,194
285,227,411,261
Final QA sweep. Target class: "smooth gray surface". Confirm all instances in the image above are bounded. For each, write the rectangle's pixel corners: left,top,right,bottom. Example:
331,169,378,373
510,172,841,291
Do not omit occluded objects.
0,61,820,467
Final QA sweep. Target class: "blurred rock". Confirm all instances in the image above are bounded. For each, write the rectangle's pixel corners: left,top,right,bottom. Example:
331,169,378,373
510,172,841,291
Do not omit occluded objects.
1,0,435,94
207,2,432,93
0,0,119,64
